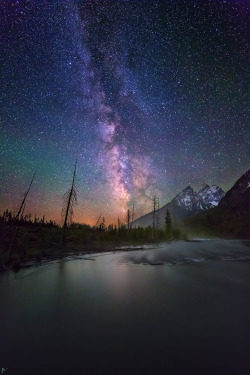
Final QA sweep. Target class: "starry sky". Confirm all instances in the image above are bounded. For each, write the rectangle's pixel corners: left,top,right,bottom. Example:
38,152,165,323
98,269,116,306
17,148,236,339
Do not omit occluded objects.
1,0,248,225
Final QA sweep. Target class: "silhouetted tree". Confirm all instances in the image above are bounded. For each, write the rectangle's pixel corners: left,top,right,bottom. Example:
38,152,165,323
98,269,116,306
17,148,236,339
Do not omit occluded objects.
60,161,77,248
152,196,159,239
95,213,102,230
131,205,135,229
7,170,36,263
100,216,105,231
165,209,172,239
14,170,37,222
127,209,131,230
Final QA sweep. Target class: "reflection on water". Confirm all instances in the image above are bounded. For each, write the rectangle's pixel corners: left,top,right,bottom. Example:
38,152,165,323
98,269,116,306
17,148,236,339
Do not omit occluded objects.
0,240,249,375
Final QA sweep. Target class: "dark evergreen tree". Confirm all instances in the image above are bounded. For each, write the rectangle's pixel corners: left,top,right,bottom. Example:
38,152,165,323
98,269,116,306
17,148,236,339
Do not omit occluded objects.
100,216,105,231
165,209,172,239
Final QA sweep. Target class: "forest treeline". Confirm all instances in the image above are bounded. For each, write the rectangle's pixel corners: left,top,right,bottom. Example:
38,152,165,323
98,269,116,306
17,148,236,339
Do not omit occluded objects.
0,164,187,267
1,209,59,228
0,207,186,267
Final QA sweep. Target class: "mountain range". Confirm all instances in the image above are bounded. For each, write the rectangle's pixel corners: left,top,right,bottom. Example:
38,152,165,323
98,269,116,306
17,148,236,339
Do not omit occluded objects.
132,184,225,229
183,169,250,238
132,169,249,238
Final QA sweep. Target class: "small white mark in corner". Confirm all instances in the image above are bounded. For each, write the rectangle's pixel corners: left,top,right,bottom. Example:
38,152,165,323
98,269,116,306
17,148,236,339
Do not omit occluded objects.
2,369,7,374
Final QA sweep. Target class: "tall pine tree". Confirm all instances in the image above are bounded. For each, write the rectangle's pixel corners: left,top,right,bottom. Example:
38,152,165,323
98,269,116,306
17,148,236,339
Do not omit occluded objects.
165,209,172,239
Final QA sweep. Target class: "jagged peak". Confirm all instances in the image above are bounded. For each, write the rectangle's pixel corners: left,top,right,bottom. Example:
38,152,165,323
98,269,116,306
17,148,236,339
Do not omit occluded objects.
198,184,210,194
182,185,194,193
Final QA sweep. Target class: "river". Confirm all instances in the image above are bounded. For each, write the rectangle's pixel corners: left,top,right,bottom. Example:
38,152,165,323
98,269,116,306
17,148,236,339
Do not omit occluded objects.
0,239,249,375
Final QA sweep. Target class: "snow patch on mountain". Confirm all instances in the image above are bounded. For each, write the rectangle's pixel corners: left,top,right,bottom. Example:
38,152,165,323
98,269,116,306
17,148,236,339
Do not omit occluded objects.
198,185,225,208
132,170,249,229
175,186,203,212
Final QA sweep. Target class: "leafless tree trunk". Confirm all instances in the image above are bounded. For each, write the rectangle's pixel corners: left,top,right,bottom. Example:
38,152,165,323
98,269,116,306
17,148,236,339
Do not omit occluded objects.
156,198,159,239
131,205,135,229
15,170,37,221
127,209,131,229
152,196,157,239
95,213,102,230
8,170,37,263
60,161,77,248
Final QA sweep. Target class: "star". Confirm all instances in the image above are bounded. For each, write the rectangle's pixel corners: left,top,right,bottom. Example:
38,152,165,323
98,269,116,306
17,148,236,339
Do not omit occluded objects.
0,0,248,225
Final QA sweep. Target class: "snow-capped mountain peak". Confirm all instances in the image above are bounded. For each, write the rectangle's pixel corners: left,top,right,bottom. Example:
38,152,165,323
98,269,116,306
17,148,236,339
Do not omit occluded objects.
182,185,194,193
198,184,210,198
173,184,225,212
174,186,202,212
198,185,225,207
131,170,248,229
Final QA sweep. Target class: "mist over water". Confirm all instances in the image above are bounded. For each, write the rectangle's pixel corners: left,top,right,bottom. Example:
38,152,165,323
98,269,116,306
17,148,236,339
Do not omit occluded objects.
0,240,249,375
120,239,250,265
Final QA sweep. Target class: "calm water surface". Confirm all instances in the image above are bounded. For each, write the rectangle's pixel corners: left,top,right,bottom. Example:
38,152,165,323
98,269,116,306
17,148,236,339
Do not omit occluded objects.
0,240,249,375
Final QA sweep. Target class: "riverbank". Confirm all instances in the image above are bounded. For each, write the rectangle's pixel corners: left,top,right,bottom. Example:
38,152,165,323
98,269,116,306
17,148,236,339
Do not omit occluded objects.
1,238,249,273
0,222,186,269
0,241,163,271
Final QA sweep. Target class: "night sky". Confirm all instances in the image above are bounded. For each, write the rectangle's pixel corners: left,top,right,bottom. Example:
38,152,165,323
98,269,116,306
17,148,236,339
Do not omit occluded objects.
1,0,248,225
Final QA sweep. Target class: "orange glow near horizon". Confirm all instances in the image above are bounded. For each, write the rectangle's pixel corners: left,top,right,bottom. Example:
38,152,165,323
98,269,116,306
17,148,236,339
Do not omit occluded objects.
0,198,133,228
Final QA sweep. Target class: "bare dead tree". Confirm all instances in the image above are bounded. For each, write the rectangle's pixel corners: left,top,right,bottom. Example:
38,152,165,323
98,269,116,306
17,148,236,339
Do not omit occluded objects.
127,209,130,228
101,216,105,231
7,170,37,263
130,205,135,229
95,213,102,230
152,196,159,239
15,169,37,221
127,209,131,236
60,160,77,248
156,198,160,230
152,196,157,230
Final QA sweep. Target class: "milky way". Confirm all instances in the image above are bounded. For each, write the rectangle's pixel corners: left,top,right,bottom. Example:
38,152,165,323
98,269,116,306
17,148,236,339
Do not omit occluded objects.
1,0,248,225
